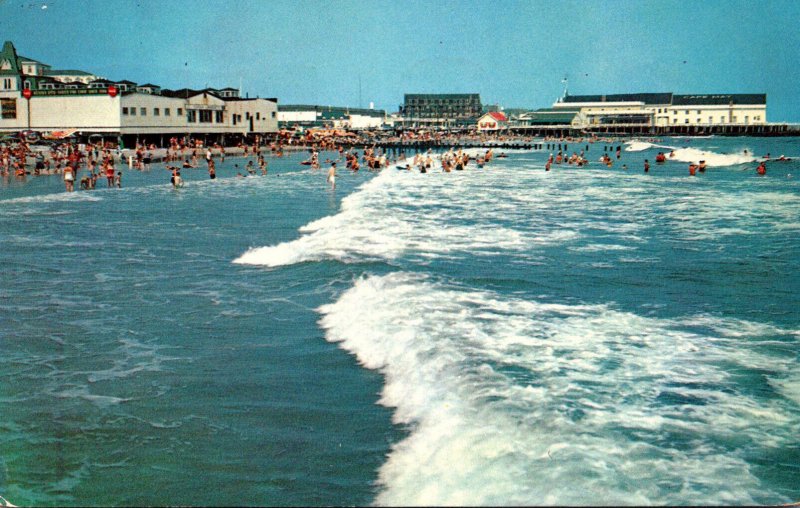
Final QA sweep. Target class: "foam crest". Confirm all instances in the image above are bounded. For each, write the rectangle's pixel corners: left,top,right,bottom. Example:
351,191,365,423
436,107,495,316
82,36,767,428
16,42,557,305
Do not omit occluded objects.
0,192,103,205
670,147,756,167
319,273,798,505
624,140,756,167
234,158,581,267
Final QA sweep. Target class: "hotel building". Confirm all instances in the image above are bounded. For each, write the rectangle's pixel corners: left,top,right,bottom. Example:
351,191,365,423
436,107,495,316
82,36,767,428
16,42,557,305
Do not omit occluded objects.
400,93,482,127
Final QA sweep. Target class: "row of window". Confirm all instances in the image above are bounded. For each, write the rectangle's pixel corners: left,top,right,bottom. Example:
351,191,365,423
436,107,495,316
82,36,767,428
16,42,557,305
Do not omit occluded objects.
667,116,761,124
123,107,228,123
123,106,182,117
407,99,479,105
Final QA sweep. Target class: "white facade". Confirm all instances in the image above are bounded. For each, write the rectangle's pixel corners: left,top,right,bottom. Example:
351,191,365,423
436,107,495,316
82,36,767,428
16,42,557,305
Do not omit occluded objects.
663,104,766,126
46,72,103,85
552,100,656,125
553,96,767,127
224,98,279,133
121,93,190,134
278,110,317,123
347,113,383,130
0,90,278,135
476,112,509,131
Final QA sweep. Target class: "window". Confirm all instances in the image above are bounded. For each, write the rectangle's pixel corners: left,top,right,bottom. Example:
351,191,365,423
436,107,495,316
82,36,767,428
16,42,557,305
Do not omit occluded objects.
685,110,689,114
744,116,749,124
708,116,713,124
177,108,183,116
140,107,147,116
232,114,237,125
732,116,737,123
154,108,160,116
673,110,677,115
720,116,725,123
215,110,223,123
130,107,136,116
673,118,677,124
271,111,276,118
165,108,171,116
685,119,689,124
696,110,701,114
1,98,17,119
2,78,12,90
245,112,250,120
199,110,212,123
187,110,197,122
256,112,260,120
122,107,129,115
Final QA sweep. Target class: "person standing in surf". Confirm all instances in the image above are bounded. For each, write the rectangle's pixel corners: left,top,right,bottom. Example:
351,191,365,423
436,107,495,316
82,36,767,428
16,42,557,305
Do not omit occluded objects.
327,162,337,189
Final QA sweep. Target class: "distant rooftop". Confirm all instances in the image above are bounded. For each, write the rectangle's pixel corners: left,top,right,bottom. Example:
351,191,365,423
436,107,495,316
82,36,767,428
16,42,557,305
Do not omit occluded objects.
672,94,766,105
280,104,385,117
563,93,673,105
45,69,94,76
405,93,481,100
18,54,48,66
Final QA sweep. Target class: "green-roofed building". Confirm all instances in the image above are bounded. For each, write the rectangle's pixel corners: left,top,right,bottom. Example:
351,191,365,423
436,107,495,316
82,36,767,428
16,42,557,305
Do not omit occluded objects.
520,108,581,126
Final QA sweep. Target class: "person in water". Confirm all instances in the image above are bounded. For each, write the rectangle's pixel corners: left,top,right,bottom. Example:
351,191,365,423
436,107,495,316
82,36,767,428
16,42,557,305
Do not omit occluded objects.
327,162,337,189
644,159,650,173
757,161,767,175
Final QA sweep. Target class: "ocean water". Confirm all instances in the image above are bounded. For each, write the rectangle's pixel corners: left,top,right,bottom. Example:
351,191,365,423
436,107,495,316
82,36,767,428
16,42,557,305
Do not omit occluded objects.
1,137,799,506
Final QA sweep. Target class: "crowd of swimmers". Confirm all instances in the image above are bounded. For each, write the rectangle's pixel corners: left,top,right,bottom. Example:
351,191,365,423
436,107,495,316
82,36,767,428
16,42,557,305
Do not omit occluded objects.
0,133,787,195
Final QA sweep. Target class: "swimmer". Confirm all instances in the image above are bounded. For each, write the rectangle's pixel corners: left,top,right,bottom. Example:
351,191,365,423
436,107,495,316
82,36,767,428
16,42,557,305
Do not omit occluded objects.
172,171,183,188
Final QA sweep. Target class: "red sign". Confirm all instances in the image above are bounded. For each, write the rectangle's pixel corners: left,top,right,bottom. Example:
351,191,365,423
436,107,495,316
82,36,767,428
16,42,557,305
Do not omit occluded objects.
22,88,32,99
107,85,118,98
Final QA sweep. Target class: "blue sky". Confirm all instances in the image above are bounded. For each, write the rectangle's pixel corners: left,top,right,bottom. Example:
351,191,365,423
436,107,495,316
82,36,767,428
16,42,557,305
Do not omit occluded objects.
2,0,799,120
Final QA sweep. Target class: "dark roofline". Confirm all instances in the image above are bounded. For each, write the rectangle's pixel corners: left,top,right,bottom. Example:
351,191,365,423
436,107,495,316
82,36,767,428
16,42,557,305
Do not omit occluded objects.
563,93,673,105
221,97,278,103
672,93,766,105
45,69,93,76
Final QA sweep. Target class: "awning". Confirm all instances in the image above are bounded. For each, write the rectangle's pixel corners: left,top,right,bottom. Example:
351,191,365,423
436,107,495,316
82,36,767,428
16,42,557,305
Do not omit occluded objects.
42,129,78,140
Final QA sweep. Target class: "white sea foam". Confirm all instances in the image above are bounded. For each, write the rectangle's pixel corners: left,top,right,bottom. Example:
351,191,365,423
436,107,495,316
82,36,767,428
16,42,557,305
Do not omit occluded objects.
234,156,583,267
624,141,756,167
0,192,103,205
318,272,798,505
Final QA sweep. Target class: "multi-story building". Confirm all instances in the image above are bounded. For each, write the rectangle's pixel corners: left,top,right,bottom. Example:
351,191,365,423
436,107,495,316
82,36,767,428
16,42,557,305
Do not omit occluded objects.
0,40,278,145
400,93,482,126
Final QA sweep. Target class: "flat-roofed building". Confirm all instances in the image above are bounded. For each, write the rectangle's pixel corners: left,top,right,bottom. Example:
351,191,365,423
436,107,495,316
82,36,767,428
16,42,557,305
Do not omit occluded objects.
278,105,386,130
401,93,482,126
552,92,766,127
667,94,766,126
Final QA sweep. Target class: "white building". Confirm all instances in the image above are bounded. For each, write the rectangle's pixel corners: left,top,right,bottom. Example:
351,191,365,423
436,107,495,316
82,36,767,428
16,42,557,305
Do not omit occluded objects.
278,104,386,130
476,111,509,131
0,40,278,143
664,95,767,126
552,92,767,127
